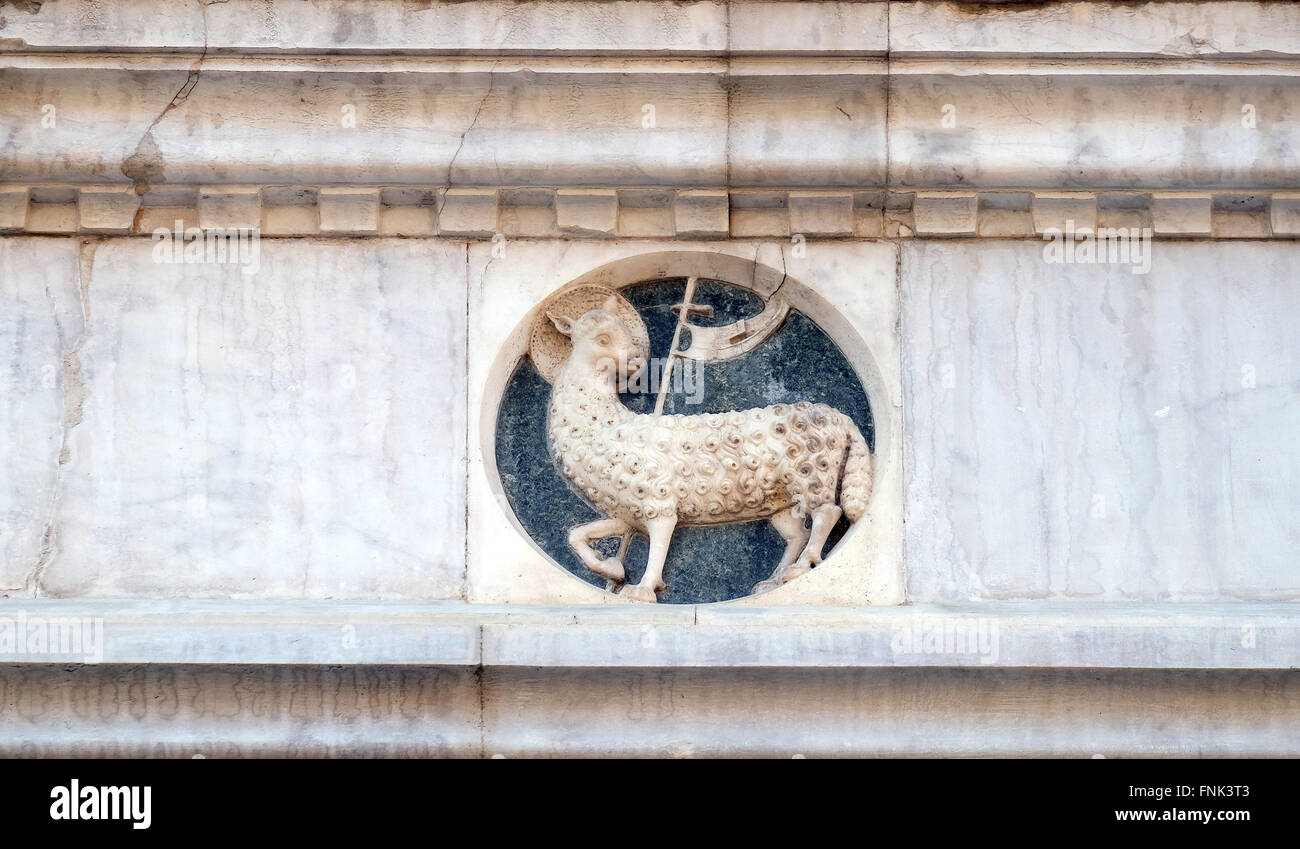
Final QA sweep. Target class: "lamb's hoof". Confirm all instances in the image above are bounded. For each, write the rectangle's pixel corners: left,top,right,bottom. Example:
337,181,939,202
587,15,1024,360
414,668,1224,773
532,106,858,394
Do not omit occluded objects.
780,559,812,584
751,578,782,595
618,583,659,603
591,557,625,582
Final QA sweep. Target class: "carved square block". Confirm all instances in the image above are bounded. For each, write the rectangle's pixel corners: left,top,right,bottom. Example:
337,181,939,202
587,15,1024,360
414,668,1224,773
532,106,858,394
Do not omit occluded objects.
318,188,380,234
0,189,29,231
198,186,261,231
77,186,141,234
467,241,903,607
1032,193,1098,235
674,190,729,238
727,191,786,238
315,187,379,234
1152,194,1212,236
788,192,854,238
25,188,78,233
438,189,499,237
1269,193,1300,236
556,189,618,237
913,193,978,237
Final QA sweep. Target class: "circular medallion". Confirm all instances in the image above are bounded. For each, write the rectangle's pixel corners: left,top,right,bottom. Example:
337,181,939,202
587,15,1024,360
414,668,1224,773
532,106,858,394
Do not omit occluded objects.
490,259,879,605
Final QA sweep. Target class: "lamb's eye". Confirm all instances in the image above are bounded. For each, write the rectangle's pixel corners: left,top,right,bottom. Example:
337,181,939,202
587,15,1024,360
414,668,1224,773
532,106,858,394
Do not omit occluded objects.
596,334,611,346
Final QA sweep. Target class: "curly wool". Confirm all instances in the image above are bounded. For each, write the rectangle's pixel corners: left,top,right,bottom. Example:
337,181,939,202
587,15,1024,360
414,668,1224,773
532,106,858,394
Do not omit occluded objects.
549,375,873,527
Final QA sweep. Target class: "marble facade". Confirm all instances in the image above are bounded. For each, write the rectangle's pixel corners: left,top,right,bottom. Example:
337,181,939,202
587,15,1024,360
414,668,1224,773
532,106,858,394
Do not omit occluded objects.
1,0,1297,756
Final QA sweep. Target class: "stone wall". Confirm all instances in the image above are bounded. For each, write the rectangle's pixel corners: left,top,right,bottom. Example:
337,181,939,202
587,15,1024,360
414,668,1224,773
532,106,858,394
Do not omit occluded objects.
1,0,1297,756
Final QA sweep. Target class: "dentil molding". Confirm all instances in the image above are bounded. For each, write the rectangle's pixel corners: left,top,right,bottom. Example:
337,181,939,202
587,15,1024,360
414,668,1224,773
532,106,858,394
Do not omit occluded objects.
2,184,1298,239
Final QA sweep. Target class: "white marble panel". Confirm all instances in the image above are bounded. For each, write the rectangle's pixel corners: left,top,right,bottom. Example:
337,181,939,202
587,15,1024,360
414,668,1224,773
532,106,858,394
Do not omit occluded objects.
0,238,83,591
903,241,1300,602
24,238,467,598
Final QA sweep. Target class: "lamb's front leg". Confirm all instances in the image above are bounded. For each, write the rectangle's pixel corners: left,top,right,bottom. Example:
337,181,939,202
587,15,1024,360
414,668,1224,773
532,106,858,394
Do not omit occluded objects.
618,514,676,603
567,517,632,583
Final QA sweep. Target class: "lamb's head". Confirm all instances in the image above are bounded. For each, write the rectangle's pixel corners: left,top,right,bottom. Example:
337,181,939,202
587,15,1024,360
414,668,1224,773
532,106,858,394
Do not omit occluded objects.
548,294,647,384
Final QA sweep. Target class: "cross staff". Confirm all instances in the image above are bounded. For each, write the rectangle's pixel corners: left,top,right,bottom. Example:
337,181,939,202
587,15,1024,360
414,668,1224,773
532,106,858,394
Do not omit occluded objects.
653,276,713,416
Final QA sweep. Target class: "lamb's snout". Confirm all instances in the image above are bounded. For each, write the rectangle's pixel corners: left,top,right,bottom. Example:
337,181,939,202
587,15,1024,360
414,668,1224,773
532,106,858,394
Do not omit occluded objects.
594,352,645,380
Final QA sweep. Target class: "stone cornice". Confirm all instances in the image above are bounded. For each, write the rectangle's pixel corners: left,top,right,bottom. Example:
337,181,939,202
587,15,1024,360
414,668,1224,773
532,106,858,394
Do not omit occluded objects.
3,184,1297,238
2,62,1293,190
2,599,1298,669
2,1,1298,194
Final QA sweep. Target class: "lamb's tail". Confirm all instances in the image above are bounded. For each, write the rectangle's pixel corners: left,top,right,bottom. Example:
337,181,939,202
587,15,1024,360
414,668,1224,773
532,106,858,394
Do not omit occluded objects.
839,423,874,522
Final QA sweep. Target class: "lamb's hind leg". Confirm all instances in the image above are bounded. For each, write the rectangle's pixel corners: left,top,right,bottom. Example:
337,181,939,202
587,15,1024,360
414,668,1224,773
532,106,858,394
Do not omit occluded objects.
784,504,842,582
752,507,811,595
567,517,632,584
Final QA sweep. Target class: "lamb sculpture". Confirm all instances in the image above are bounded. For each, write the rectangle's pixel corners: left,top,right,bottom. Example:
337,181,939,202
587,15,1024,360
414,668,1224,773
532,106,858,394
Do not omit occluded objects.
542,288,874,603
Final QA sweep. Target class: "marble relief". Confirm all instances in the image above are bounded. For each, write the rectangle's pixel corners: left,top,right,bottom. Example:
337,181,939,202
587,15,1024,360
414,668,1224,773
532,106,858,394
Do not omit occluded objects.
498,276,877,604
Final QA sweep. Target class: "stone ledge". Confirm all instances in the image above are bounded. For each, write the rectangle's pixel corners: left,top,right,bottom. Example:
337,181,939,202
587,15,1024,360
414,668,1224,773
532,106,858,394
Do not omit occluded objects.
0,0,889,57
1,600,1295,669
3,664,1296,757
891,1,1300,60
4,186,1299,239
4,1,1293,61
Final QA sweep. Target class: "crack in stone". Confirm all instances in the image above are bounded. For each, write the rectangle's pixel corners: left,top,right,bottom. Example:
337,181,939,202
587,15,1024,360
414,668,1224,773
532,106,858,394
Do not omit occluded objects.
748,241,788,298
24,239,97,597
447,67,497,189
774,245,788,297
435,13,528,224
435,58,503,225
122,0,214,206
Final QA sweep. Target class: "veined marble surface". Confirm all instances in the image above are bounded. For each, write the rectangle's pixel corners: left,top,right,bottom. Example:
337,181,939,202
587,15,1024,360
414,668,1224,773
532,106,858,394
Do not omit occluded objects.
6,236,1299,604
903,241,1300,602
0,239,83,591
1,238,467,598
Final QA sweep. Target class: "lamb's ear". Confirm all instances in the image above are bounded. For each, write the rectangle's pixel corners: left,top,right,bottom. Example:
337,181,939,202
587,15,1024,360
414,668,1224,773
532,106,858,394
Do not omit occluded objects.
601,294,619,313
547,311,574,337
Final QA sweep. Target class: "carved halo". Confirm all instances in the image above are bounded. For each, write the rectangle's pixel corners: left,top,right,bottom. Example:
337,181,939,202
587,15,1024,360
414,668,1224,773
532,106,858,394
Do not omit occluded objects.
527,284,650,383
